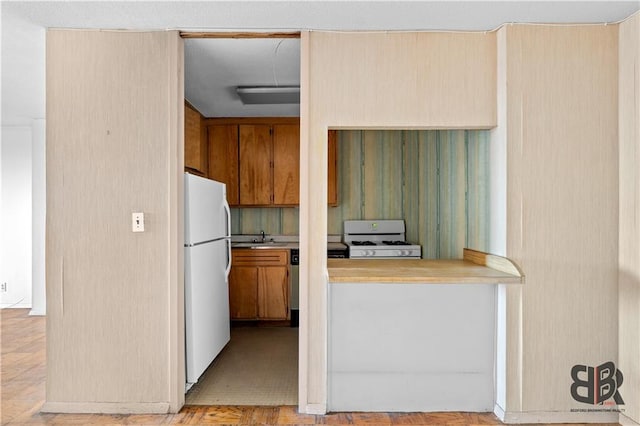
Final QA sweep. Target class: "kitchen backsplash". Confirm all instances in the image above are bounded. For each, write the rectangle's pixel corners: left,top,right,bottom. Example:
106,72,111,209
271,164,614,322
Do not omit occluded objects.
230,207,299,236
231,129,490,258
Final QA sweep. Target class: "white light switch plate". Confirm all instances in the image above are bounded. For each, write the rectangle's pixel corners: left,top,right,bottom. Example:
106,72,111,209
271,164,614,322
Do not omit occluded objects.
132,212,144,232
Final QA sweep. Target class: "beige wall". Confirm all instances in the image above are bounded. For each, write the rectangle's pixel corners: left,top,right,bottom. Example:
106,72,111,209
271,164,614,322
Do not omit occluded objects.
44,30,184,414
500,24,619,416
300,30,497,412
307,31,497,130
619,12,640,424
302,25,621,418
42,23,630,418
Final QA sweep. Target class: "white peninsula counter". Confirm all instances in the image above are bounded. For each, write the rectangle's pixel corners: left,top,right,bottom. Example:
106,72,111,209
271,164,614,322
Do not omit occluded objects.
327,249,523,413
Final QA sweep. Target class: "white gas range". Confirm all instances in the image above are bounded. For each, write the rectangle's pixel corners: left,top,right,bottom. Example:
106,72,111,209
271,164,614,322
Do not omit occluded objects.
343,220,421,259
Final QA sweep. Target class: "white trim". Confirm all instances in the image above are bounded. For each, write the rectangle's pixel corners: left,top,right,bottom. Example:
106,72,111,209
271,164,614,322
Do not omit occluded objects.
297,29,310,414
620,413,640,426
304,403,327,415
41,402,170,414
501,410,620,424
1,304,32,309
494,403,506,420
31,118,47,317
28,308,45,316
168,29,186,415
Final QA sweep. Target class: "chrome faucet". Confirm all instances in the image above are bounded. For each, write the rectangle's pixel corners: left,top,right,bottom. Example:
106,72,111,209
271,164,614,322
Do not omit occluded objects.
252,230,270,243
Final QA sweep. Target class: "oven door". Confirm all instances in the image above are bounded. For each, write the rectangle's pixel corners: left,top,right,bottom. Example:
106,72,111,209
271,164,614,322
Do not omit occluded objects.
327,249,348,258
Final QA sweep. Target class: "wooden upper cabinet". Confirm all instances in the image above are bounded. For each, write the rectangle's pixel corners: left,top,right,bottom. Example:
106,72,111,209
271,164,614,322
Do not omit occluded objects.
239,125,273,206
328,130,338,206
205,118,338,207
273,124,300,205
184,102,208,176
208,125,240,205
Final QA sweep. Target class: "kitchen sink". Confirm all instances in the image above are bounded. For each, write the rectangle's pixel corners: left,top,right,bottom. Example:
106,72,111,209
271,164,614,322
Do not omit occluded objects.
232,241,288,248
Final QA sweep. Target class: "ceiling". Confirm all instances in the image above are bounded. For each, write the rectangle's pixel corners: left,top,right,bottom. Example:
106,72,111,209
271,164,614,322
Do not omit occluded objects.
185,38,301,118
2,1,639,124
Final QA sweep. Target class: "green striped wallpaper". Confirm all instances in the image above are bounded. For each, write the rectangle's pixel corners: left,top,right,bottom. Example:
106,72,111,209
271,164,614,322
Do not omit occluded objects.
231,129,490,259
230,207,299,236
329,130,490,258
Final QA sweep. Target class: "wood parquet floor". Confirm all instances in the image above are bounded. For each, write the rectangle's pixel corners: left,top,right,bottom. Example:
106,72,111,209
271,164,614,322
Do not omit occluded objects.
0,308,620,425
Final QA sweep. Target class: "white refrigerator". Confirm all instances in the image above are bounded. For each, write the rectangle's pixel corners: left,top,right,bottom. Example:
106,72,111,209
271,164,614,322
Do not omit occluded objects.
184,173,232,388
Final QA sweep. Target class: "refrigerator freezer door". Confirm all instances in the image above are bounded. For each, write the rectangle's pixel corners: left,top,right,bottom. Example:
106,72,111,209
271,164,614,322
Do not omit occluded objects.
185,173,230,245
185,239,231,384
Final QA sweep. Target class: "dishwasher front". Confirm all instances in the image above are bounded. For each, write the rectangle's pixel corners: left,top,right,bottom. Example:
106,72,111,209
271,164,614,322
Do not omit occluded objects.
290,249,299,327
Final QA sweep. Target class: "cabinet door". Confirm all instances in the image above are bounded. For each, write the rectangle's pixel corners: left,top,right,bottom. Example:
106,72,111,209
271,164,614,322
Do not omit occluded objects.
328,130,338,206
208,125,240,205
273,124,300,205
185,103,208,176
258,266,289,320
239,125,273,205
229,266,258,319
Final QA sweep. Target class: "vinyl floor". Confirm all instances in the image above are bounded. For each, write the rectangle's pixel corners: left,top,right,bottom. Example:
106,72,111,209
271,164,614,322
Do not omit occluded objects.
186,327,298,405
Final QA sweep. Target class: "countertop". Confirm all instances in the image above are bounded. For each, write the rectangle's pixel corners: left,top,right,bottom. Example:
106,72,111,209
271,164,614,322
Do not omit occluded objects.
231,242,347,250
231,242,299,249
230,235,347,251
327,248,524,284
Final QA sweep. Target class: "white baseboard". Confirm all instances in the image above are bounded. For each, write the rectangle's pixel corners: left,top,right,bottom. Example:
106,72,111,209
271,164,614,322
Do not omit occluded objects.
498,409,619,424
304,403,327,415
29,308,46,316
493,403,505,420
1,303,32,309
620,413,640,426
41,401,170,414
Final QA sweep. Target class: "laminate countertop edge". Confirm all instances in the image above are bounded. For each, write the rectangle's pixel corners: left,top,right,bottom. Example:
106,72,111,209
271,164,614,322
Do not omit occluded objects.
327,249,524,285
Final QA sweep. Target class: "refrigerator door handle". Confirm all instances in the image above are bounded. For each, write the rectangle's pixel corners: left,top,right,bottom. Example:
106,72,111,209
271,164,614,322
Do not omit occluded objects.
223,199,232,277
225,238,232,278
223,199,231,239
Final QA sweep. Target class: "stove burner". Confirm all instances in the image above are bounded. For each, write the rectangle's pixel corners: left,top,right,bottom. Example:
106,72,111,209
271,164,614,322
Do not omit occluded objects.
351,241,376,246
382,240,411,246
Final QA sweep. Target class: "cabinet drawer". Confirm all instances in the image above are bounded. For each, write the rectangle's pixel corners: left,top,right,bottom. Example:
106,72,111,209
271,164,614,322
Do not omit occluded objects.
232,249,289,266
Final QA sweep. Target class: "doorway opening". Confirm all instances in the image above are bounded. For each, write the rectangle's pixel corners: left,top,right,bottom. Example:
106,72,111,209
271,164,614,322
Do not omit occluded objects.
182,32,302,406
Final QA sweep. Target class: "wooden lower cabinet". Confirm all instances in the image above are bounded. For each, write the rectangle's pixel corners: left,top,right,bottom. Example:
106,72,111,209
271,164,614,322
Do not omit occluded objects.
257,267,289,319
229,249,289,320
228,266,258,319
